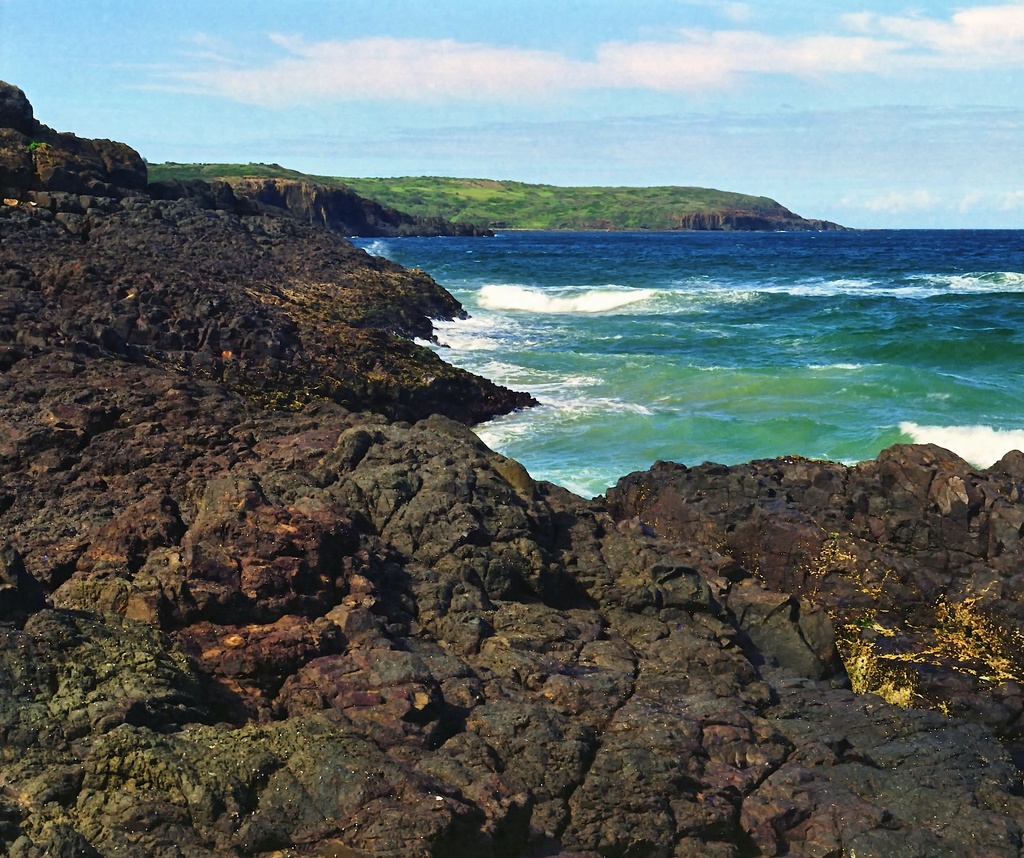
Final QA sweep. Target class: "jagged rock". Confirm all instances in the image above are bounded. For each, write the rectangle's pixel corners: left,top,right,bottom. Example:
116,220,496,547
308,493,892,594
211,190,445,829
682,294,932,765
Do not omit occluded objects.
0,128,36,196
607,445,1024,739
0,180,533,424
0,81,146,198
31,133,148,197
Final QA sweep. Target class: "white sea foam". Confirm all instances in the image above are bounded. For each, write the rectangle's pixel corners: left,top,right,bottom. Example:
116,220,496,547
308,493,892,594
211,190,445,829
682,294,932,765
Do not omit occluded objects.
478,283,656,314
480,368,654,415
703,272,1024,300
427,326,500,352
679,287,761,305
475,420,537,451
551,396,654,416
429,316,533,352
476,397,652,454
899,422,1024,468
361,239,393,259
469,275,987,319
919,271,1024,293
781,278,881,297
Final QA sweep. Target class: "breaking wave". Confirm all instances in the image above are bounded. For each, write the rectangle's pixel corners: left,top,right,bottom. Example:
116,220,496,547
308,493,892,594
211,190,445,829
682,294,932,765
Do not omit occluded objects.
478,284,656,314
899,422,1024,468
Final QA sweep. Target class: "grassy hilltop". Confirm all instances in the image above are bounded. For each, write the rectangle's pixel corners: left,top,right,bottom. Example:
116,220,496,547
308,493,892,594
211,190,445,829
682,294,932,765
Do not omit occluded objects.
149,162,842,231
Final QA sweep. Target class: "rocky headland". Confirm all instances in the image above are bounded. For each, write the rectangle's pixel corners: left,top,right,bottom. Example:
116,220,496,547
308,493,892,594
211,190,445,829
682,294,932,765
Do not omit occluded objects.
2,80,1024,857
148,169,847,234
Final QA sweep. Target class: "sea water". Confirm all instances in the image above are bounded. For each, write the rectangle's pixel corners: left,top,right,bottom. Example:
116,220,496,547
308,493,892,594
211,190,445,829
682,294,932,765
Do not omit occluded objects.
353,230,1024,497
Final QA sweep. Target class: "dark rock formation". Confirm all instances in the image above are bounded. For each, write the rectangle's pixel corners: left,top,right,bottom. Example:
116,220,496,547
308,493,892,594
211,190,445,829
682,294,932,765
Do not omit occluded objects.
0,81,146,199
4,387,1024,855
2,80,1024,856
231,177,495,238
0,97,533,424
607,446,1024,742
0,82,35,135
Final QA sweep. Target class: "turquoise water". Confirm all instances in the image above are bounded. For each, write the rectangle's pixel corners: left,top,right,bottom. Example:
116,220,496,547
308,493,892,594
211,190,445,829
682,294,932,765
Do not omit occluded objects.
354,230,1024,497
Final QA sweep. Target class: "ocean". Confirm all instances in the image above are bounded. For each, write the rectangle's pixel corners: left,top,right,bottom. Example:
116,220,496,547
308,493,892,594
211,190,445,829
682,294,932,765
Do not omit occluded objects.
353,230,1024,498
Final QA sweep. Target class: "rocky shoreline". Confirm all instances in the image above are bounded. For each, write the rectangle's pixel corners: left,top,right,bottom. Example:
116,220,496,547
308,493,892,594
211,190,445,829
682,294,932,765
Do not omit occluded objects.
3,81,1024,856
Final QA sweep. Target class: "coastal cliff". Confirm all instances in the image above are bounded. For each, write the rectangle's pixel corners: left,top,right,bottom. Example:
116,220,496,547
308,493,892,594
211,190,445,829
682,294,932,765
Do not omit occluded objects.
150,167,848,233
2,81,1024,857
227,176,495,238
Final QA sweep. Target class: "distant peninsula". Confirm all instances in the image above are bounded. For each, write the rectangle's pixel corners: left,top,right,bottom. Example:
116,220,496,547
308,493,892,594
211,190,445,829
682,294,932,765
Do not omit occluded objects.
149,162,846,233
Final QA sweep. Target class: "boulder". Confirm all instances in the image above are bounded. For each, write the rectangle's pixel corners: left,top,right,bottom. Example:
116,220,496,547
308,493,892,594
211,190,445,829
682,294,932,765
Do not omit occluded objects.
32,132,148,196
0,80,146,197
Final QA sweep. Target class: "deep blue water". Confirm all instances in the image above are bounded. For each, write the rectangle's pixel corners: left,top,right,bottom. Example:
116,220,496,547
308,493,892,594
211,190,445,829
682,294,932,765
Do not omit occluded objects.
354,230,1024,497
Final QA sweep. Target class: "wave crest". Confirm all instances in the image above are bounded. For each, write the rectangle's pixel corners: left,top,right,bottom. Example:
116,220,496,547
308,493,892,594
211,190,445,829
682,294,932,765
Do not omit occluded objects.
478,284,656,314
899,421,1024,468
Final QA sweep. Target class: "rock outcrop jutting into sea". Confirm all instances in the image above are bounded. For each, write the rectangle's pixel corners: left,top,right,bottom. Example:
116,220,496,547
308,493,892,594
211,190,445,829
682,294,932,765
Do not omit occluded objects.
2,81,1024,857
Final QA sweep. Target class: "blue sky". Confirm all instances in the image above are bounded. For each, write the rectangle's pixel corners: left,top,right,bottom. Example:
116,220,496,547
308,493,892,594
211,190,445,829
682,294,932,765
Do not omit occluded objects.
4,1,1024,228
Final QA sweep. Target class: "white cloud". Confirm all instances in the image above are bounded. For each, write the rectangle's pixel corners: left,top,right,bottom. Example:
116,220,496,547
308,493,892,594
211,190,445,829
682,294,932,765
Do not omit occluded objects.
860,189,942,214
1000,189,1024,209
845,4,1024,64
168,4,1024,105
719,3,755,24
958,190,987,212
176,35,594,104
597,30,893,91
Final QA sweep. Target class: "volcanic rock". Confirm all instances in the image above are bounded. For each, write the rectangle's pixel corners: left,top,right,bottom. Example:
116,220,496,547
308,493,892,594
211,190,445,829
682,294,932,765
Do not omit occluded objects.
0,81,35,135
607,446,1024,741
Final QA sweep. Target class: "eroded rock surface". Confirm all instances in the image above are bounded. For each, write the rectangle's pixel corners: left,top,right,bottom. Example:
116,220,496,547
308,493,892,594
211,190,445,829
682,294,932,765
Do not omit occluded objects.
607,446,1024,742
5,403,1024,856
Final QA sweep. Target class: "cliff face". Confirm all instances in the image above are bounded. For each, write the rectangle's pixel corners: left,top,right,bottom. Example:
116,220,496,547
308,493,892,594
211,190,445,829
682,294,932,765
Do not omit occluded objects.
229,177,495,238
672,208,846,231
2,80,1024,857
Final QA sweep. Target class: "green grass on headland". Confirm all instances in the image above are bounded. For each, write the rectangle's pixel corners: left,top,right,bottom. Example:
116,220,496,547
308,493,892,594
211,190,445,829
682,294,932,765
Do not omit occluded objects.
148,163,837,231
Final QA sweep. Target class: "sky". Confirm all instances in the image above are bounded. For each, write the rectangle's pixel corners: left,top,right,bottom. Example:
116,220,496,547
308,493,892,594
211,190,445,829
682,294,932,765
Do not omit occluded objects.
4,1,1024,228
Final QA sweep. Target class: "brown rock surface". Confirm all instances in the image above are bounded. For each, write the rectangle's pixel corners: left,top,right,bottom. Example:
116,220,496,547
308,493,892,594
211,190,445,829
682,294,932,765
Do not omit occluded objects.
607,446,1024,741
0,81,146,198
